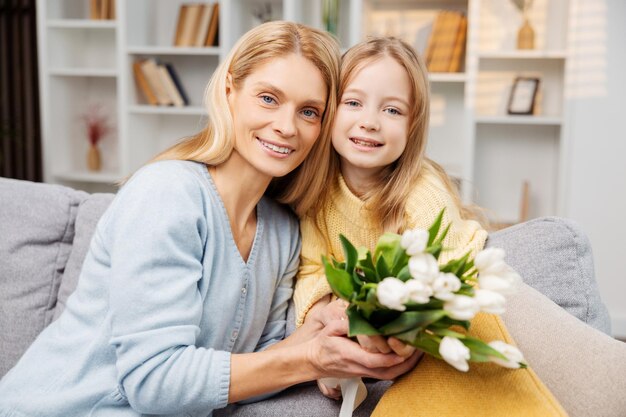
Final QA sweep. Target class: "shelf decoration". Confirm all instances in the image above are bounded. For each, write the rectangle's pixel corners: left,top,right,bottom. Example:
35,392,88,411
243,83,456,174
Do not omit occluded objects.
507,77,540,115
80,104,112,172
322,0,339,36
252,3,274,25
511,0,535,50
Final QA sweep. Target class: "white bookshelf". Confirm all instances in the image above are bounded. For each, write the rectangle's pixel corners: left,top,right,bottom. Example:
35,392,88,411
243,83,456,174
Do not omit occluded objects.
37,0,572,223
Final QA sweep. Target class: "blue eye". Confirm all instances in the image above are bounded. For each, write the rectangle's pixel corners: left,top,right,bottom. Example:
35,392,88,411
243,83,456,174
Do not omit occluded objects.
345,100,360,107
385,107,401,116
260,95,276,105
302,109,318,119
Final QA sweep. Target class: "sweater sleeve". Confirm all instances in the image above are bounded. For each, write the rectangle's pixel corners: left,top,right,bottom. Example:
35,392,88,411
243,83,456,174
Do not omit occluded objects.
406,173,488,264
293,214,333,327
102,162,230,415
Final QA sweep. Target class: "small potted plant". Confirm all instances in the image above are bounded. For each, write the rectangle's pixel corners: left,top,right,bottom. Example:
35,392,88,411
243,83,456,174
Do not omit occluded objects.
80,104,112,172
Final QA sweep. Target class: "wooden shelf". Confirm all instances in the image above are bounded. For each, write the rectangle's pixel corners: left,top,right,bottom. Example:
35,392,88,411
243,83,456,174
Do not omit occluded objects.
48,68,118,77
475,115,562,126
126,46,221,56
478,50,567,60
47,19,116,29
429,73,467,83
129,105,206,116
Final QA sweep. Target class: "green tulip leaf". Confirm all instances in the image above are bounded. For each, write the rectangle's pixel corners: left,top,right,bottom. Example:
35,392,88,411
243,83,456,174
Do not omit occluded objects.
374,233,402,268
378,310,447,336
461,336,508,362
427,208,446,247
339,234,358,273
375,255,391,279
346,304,381,336
396,265,411,282
323,256,354,300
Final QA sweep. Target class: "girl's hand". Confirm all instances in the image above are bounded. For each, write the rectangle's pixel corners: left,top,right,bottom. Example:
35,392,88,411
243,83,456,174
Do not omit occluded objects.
306,297,349,328
317,378,342,400
356,335,419,359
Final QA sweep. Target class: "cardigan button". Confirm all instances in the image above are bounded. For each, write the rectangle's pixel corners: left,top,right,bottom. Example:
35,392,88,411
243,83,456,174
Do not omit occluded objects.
241,287,247,295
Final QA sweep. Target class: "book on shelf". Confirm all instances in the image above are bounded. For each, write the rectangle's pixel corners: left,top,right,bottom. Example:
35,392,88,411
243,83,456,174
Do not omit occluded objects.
448,14,467,73
425,11,467,73
174,3,220,47
157,65,187,107
132,61,158,106
204,3,220,47
90,0,115,20
140,59,173,106
164,63,190,106
133,60,189,108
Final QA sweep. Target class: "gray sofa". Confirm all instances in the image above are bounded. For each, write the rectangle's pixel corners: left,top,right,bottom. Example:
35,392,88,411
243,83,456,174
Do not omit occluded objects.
0,177,616,416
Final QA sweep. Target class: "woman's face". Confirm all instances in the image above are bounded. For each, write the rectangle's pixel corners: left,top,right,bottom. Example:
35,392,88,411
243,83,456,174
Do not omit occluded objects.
227,53,327,179
332,56,411,180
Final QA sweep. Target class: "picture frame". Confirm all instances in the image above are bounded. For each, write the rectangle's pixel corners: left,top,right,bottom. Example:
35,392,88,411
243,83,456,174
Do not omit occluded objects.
507,76,540,115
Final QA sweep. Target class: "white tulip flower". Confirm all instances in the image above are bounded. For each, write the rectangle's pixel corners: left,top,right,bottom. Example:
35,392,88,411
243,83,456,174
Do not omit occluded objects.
488,341,527,369
405,279,433,304
408,253,439,284
474,289,506,314
474,247,507,274
444,295,479,321
478,266,521,295
400,228,429,256
432,272,462,301
439,336,470,372
376,277,409,311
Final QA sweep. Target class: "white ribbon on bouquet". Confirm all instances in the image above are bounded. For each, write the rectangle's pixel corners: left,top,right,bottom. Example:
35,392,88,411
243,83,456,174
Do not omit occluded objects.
318,377,367,417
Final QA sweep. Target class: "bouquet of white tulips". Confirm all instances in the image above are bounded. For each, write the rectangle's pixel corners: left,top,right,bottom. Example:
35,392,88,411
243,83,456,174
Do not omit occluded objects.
323,209,527,372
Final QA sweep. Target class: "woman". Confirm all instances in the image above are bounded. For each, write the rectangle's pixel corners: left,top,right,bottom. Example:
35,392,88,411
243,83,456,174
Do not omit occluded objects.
0,22,418,417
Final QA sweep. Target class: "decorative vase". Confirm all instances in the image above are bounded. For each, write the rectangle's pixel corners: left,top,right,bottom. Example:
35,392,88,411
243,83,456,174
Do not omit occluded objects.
517,18,535,50
322,0,339,36
87,144,101,171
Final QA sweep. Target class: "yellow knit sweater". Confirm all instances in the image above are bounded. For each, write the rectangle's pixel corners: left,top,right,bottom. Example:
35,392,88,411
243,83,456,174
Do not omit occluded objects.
294,171,568,417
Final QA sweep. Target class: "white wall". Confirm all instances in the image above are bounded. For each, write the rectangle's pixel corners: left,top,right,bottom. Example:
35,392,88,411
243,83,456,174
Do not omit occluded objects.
564,0,626,337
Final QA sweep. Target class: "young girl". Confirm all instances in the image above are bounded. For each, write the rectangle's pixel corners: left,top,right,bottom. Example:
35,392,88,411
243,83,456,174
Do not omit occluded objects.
0,24,419,417
294,37,567,416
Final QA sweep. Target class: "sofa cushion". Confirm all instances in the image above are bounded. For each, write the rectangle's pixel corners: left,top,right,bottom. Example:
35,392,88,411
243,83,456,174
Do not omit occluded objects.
53,193,115,320
487,217,611,334
0,178,86,377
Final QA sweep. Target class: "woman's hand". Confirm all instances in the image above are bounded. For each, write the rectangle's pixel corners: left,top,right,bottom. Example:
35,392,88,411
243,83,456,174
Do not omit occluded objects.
305,318,421,382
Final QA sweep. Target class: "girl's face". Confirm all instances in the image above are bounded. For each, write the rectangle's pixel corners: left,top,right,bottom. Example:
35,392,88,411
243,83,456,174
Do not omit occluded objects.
332,56,411,180
227,53,327,180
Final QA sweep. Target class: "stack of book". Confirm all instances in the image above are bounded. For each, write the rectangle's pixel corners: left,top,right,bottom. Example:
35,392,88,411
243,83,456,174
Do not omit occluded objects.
90,0,115,20
174,3,220,47
133,59,189,107
424,11,467,73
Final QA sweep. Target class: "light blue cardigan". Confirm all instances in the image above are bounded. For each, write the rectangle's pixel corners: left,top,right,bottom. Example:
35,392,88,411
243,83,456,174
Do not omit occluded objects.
0,161,301,417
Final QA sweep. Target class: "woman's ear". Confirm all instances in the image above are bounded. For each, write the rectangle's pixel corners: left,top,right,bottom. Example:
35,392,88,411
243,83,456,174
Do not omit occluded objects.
225,73,233,97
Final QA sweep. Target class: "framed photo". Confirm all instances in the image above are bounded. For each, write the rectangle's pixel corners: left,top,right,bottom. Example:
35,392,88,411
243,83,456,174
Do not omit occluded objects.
507,77,540,115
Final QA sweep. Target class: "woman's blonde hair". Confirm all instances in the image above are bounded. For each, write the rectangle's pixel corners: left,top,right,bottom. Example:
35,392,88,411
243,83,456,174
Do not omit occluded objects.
322,37,476,231
149,21,340,217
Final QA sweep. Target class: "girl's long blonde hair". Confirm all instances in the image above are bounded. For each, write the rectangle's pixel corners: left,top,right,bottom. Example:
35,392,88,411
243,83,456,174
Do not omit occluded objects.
320,37,476,231
148,21,340,217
